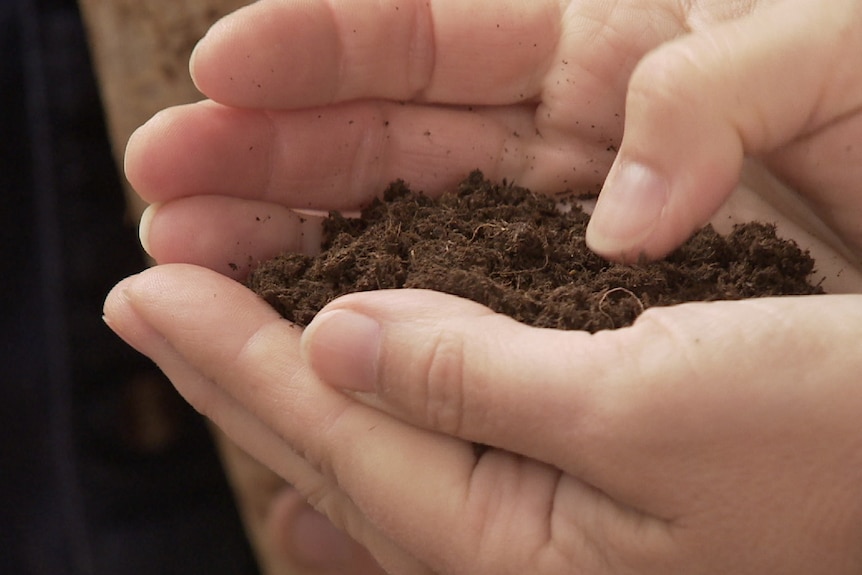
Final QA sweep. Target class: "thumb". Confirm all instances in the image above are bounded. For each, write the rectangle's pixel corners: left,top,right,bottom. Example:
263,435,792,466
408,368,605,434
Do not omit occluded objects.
301,288,862,518
586,0,862,262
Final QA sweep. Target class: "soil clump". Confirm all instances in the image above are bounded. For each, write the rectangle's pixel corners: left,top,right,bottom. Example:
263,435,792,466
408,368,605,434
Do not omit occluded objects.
247,171,823,332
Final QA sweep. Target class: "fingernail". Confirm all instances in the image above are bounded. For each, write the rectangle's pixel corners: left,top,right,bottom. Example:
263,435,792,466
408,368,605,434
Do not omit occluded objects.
188,38,205,87
138,203,159,256
302,309,381,393
586,160,668,255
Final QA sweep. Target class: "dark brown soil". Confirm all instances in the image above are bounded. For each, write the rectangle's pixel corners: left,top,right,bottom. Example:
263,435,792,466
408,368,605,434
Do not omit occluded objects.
247,171,823,332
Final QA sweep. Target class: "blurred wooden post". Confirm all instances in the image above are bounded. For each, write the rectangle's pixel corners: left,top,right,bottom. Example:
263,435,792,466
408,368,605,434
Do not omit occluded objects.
78,0,248,221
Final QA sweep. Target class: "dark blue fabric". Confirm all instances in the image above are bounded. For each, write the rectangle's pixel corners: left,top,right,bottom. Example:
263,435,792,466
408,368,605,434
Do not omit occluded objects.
1,1,258,572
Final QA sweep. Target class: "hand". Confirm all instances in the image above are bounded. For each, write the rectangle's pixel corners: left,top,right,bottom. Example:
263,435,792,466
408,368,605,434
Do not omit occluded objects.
105,268,862,574
108,0,862,573
125,0,862,266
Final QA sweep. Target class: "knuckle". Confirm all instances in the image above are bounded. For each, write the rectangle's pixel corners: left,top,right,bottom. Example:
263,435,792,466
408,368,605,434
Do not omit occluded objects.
629,304,708,381
627,35,723,116
419,327,468,436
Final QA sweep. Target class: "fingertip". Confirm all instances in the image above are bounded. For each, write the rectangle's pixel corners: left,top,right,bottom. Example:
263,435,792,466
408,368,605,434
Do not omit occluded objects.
585,159,669,262
188,7,237,97
123,121,147,192
103,274,138,321
188,37,203,91
123,108,179,199
102,273,163,357
189,2,248,94
138,202,159,258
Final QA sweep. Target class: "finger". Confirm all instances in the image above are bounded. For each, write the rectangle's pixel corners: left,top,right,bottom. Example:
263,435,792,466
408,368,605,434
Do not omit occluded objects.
103,275,320,488
300,288,862,515
212,434,384,574
138,196,324,280
125,99,600,208
190,0,563,108
300,289,643,497
105,265,651,573
586,0,862,262
103,270,430,574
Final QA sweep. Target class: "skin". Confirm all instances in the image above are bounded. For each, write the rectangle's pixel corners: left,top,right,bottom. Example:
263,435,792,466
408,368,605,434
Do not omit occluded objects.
105,0,862,573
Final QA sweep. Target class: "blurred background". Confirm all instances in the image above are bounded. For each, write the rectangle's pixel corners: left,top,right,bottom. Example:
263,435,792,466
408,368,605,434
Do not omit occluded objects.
1,0,261,572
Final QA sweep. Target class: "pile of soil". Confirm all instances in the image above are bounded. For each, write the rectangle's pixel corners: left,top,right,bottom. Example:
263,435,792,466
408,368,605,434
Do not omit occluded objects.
247,171,822,332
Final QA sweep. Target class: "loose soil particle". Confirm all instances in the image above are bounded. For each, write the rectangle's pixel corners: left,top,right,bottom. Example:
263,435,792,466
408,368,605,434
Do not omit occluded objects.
247,171,823,332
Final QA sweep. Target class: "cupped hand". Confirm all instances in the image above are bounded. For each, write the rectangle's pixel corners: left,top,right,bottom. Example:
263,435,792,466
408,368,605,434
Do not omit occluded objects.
302,288,862,575
104,267,862,574
126,0,862,268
